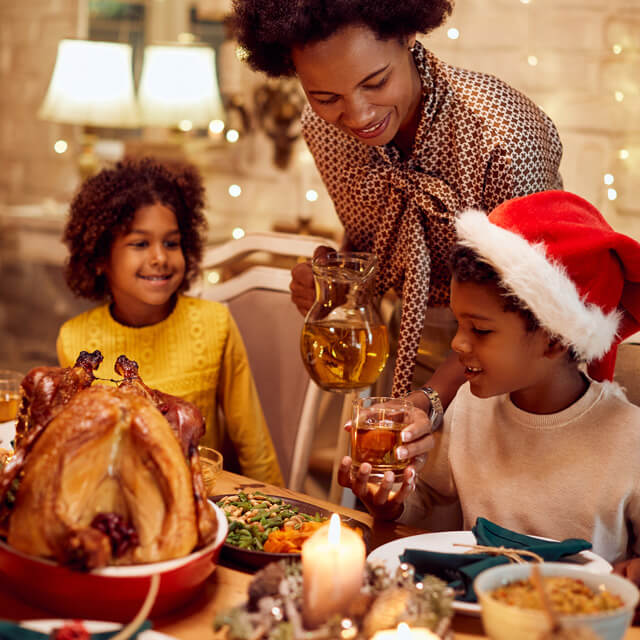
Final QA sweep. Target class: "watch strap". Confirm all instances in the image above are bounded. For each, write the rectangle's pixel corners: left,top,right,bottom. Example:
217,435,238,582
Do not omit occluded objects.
417,386,443,432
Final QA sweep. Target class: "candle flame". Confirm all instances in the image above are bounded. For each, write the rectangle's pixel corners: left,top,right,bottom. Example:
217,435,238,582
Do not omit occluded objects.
328,513,341,545
397,623,411,639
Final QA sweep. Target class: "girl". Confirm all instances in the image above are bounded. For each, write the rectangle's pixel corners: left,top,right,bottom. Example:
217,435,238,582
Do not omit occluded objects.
57,158,283,486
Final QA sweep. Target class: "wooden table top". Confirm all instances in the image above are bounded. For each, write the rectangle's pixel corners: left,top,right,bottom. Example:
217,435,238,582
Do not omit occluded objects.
0,470,638,639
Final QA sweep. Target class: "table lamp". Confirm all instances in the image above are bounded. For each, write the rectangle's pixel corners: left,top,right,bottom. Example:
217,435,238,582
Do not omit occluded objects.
39,39,140,180
137,43,224,131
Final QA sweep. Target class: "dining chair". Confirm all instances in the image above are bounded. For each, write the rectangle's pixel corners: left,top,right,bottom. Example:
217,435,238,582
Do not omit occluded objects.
194,231,339,491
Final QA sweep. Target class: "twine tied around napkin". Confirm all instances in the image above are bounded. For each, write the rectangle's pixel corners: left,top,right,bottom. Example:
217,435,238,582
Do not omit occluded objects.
454,543,544,564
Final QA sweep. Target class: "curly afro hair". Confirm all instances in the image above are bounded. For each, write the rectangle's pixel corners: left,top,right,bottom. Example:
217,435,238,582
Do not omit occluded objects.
228,0,454,77
63,157,208,302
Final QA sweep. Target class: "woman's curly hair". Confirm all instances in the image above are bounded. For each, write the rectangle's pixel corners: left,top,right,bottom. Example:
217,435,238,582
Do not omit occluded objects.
63,157,208,301
228,0,454,77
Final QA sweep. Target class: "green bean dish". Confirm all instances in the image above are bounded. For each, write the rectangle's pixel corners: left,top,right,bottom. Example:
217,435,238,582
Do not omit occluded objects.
216,492,328,552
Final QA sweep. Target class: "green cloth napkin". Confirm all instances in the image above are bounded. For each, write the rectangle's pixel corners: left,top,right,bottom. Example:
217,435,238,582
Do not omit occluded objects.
0,620,152,640
399,517,592,602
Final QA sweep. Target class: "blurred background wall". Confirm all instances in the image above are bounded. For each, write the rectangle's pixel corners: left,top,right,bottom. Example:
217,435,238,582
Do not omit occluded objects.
0,0,639,373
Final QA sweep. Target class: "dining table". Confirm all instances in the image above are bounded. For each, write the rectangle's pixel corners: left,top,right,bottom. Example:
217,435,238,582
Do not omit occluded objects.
0,469,638,639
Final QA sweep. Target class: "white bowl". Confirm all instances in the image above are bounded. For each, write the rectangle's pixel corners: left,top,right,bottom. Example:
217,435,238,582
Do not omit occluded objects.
474,562,639,640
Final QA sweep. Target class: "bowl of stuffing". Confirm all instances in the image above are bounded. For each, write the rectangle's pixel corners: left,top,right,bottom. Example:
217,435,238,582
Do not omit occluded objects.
474,562,639,640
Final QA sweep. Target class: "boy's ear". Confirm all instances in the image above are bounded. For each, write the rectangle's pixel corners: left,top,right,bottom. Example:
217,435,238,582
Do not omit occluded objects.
544,336,569,360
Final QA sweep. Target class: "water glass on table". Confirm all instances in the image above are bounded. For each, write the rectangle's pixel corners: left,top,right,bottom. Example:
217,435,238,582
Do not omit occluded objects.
0,369,23,450
198,446,223,496
350,396,414,484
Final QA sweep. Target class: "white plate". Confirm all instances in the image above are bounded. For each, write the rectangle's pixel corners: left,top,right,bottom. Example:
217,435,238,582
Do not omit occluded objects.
367,530,613,616
21,620,176,639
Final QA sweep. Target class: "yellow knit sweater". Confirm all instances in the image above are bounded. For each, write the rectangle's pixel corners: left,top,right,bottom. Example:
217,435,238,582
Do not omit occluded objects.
56,295,283,486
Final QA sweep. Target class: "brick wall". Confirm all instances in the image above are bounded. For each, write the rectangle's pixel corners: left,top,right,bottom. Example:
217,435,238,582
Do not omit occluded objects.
1,0,639,237
0,0,80,205
421,0,640,237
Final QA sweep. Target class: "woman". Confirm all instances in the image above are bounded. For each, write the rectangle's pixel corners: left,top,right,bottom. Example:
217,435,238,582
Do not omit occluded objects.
230,0,563,450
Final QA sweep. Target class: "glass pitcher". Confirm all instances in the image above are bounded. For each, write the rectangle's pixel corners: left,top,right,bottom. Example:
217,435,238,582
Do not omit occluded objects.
300,251,389,393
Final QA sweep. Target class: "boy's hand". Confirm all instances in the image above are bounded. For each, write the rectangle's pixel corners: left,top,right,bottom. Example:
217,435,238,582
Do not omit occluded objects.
614,557,640,584
613,558,640,624
337,457,416,520
339,403,435,520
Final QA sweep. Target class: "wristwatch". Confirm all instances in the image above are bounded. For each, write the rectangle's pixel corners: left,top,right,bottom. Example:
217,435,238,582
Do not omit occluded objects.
417,386,444,432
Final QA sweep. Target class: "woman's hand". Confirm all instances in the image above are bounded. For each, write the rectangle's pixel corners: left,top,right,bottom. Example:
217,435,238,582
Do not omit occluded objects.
290,245,335,316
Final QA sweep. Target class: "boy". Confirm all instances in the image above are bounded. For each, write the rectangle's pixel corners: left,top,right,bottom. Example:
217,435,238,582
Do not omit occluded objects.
339,190,640,567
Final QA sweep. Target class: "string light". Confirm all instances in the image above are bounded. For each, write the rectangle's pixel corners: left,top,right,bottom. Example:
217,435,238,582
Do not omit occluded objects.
226,129,239,143
614,91,625,102
232,227,245,239
53,140,68,154
520,0,531,4
209,119,224,134
305,189,319,202
207,270,221,284
447,28,460,40
612,44,623,55
228,184,242,197
608,188,618,201
527,55,538,67
619,149,630,160
178,119,192,132
604,174,614,185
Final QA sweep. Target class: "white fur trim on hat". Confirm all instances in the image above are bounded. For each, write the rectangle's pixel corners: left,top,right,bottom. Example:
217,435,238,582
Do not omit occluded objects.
455,209,621,362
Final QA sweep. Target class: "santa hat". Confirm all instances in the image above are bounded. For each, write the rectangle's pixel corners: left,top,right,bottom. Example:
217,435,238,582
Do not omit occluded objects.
455,190,640,381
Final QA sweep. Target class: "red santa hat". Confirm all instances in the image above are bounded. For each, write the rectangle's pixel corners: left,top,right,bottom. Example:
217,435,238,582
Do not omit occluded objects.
455,190,640,381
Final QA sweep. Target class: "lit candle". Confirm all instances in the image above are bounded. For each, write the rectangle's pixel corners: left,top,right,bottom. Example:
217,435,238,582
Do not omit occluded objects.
302,513,365,629
370,623,440,639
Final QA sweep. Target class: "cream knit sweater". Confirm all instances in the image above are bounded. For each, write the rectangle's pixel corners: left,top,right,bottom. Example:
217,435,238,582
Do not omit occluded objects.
402,380,640,563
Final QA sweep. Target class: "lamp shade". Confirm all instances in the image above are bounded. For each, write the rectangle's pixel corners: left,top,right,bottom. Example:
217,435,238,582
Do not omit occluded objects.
138,44,224,128
39,39,139,128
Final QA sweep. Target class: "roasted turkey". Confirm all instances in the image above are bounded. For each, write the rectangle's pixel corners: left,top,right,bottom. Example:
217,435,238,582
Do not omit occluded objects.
0,352,218,570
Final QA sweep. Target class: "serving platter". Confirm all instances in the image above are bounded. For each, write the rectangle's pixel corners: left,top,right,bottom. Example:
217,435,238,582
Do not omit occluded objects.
367,530,613,616
212,493,372,569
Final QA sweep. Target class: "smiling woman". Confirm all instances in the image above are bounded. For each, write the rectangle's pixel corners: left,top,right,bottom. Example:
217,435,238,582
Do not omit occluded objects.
230,0,564,417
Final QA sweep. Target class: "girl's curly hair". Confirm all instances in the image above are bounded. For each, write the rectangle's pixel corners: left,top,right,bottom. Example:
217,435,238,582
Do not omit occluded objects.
228,0,454,77
63,157,208,301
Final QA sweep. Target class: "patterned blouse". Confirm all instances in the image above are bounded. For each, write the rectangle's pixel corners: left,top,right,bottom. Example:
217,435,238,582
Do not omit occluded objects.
302,41,563,395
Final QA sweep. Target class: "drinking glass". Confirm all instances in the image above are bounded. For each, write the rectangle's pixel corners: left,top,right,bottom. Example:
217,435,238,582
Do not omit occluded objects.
350,396,414,483
198,445,223,496
0,369,23,450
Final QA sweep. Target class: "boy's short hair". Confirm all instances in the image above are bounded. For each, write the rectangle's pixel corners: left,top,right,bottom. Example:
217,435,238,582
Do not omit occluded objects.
63,158,208,301
450,244,539,332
